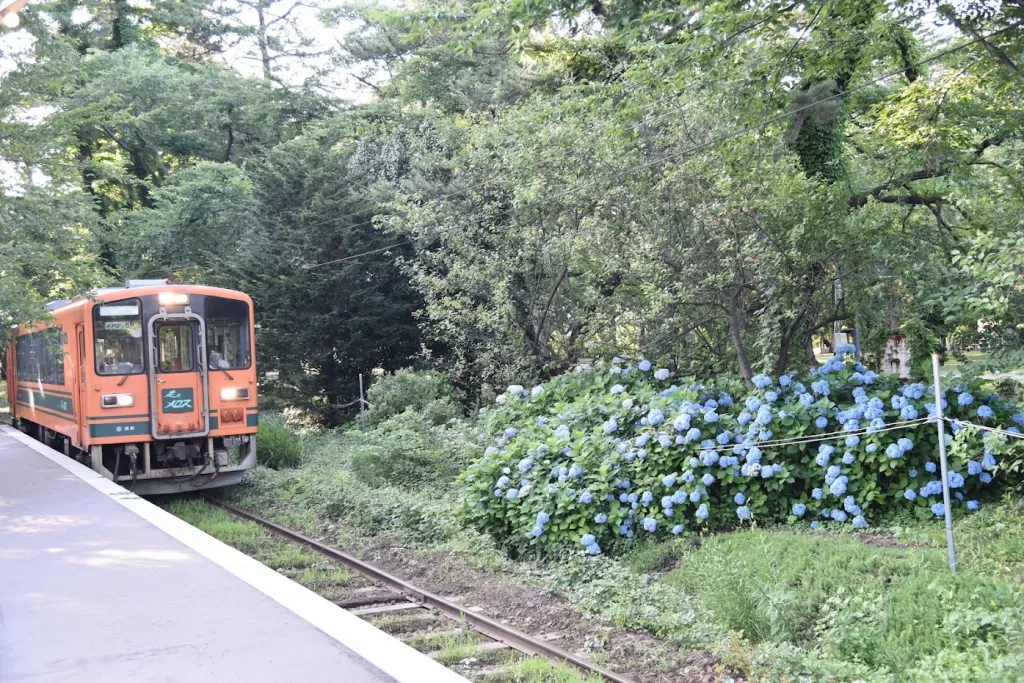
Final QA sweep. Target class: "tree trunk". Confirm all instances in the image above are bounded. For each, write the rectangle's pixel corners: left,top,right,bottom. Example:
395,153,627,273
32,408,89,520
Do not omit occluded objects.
256,0,273,82
726,295,753,388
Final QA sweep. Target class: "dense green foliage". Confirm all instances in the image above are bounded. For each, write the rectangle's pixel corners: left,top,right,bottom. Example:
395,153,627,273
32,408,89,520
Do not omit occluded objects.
6,0,1024,404
462,351,1021,555
362,368,465,427
256,413,303,469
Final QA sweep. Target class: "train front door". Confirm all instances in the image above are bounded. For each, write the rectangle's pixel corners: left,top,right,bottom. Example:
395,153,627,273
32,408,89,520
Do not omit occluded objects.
148,316,208,439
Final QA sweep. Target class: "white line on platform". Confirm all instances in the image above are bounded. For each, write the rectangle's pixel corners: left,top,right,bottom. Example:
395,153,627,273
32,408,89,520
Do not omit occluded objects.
1,426,468,683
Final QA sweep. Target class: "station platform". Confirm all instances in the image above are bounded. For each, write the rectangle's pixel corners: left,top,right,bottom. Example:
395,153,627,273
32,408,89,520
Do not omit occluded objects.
0,427,466,683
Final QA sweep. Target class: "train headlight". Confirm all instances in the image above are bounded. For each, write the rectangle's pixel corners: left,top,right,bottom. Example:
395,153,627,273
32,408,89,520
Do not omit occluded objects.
220,387,250,401
101,393,135,408
158,292,189,306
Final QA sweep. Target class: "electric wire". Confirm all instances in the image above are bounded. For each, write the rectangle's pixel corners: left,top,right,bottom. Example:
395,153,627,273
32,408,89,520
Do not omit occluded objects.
305,23,1018,270
943,416,1024,440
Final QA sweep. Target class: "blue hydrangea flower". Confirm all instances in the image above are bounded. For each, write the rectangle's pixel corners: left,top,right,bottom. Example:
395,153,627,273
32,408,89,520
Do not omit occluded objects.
580,491,594,505
569,464,583,479
504,427,518,440
842,452,855,465
734,492,746,505
815,416,828,429
671,524,684,535
792,503,807,517
909,469,918,478
948,471,965,488
505,488,519,500
925,461,937,473
695,504,709,520
853,515,867,529
685,428,702,442
610,384,626,395
836,343,856,355
704,411,720,423
765,390,779,403
641,491,654,506
898,438,913,452
967,461,982,476
886,443,903,459
655,368,670,380
843,496,860,514
815,451,831,467
811,379,831,396
980,472,993,484
536,417,549,427
642,517,657,532
865,443,878,453
982,453,997,469
779,375,792,387
967,500,980,511
602,419,618,435
594,513,608,524
931,503,946,517
845,434,860,448
830,509,848,523
658,434,672,448
736,506,751,520
957,392,974,406
752,374,773,389
497,476,510,489
761,467,774,479
638,360,652,372
662,474,676,488
555,425,570,441
701,473,715,486
830,478,848,497
682,471,696,484
904,489,917,500
689,490,702,503
800,394,815,408
900,405,919,420
649,409,665,426
812,488,823,500
810,521,819,529
537,511,550,525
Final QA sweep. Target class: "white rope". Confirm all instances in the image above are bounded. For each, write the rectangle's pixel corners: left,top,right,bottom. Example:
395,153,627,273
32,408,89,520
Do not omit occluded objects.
944,417,1024,440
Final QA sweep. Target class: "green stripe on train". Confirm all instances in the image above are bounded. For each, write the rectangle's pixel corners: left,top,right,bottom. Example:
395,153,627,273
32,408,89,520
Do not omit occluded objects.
246,413,258,427
89,421,150,438
16,389,74,416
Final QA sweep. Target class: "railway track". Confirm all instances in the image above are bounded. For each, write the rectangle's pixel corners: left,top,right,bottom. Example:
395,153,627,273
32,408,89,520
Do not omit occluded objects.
202,496,637,683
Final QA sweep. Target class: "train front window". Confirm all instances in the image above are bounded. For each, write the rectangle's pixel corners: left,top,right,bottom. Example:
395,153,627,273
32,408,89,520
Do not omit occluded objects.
94,301,144,375
206,297,251,370
158,324,195,373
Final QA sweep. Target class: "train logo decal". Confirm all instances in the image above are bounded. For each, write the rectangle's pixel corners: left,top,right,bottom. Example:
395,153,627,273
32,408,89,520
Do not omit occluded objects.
162,388,195,412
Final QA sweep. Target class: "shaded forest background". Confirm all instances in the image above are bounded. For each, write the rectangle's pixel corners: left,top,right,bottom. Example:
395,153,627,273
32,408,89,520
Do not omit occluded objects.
4,0,1024,422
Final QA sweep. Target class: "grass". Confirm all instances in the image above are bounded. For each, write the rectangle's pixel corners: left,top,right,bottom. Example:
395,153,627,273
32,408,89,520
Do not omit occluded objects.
654,502,1024,680
160,497,351,586
494,658,605,683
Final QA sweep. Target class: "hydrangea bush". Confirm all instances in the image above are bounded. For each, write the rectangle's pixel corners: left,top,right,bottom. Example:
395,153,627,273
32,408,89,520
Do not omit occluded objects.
460,347,1021,555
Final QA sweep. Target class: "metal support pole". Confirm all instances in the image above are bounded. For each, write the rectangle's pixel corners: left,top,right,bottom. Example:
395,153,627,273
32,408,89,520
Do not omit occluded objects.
853,316,862,363
931,353,957,574
358,373,366,432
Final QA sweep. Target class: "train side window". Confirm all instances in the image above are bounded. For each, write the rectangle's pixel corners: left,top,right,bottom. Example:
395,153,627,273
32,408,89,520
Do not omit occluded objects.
206,297,251,370
94,301,144,375
158,324,195,373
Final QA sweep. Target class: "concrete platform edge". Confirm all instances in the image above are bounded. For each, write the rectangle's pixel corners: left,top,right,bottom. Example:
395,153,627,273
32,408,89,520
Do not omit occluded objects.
1,426,468,683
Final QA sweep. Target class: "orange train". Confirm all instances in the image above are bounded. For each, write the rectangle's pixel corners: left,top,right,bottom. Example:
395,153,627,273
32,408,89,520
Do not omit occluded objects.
6,280,258,494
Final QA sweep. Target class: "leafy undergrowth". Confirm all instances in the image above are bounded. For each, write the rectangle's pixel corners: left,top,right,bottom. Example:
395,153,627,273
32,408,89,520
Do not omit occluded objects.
218,387,1024,682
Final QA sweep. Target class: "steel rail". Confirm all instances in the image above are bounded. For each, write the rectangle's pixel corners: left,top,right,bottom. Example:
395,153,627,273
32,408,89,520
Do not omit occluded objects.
203,496,637,683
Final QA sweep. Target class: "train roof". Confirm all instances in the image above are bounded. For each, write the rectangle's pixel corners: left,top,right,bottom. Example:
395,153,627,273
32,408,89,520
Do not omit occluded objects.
16,281,251,332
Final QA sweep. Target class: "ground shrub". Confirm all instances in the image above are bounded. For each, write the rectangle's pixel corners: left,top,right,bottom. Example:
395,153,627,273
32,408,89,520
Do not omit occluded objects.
662,529,1024,677
363,369,465,426
462,348,1023,555
348,411,479,487
257,413,303,469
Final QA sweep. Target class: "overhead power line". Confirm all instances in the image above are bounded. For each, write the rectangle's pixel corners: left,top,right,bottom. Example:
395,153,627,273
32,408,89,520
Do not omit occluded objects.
305,22,1019,270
